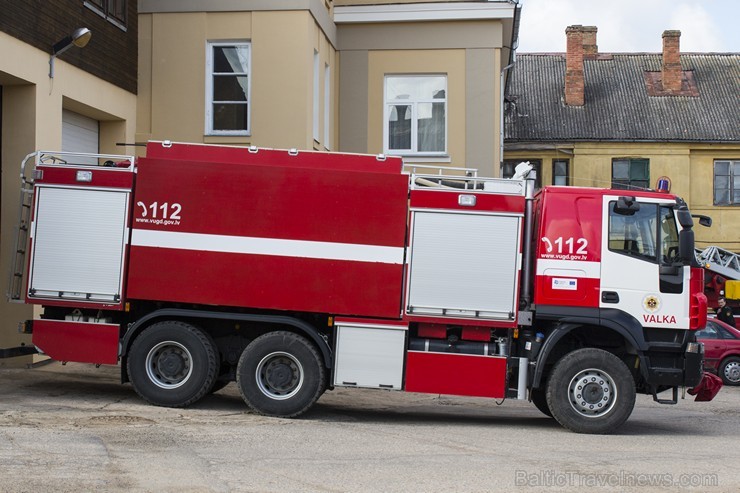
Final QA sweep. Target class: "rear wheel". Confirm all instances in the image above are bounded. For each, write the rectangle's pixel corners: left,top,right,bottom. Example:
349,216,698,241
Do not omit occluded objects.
719,356,740,386
128,321,218,407
546,348,635,434
237,331,326,417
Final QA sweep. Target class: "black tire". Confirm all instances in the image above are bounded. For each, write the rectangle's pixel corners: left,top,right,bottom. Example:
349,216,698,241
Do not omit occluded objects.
530,386,553,417
236,331,326,417
719,356,740,386
127,321,218,407
546,348,636,434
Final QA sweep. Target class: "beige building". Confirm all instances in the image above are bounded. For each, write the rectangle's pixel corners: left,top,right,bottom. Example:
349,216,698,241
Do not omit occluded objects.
0,2,138,366
137,0,519,176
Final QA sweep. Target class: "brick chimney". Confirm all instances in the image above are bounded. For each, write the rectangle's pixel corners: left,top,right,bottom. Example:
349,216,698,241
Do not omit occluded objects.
662,30,683,93
565,25,585,106
582,26,598,58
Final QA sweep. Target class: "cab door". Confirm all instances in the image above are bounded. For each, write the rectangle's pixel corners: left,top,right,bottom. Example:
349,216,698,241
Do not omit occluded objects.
599,196,690,329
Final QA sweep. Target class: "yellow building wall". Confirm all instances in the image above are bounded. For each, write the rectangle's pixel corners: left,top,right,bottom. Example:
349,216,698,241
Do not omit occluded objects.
505,142,740,250
138,10,337,151
688,146,740,250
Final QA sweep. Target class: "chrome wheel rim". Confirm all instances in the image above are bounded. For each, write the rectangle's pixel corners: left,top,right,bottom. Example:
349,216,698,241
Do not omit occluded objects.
568,368,617,417
145,341,193,389
255,351,304,400
724,361,740,384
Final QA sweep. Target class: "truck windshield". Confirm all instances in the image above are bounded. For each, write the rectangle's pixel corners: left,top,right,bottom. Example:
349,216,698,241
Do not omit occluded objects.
608,202,680,265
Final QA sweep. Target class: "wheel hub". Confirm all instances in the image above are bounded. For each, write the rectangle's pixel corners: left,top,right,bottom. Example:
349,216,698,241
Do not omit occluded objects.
158,349,188,379
256,352,304,400
725,361,740,383
265,361,295,390
581,382,605,404
146,341,193,389
568,368,617,417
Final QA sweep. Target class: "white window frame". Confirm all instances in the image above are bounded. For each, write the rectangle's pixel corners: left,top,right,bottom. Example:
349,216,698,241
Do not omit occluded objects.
313,50,320,143
383,74,447,157
205,41,251,136
324,63,331,150
84,0,127,31
714,159,740,206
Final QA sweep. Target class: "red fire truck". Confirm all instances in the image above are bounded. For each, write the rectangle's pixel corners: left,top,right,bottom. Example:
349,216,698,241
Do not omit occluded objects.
2,142,716,434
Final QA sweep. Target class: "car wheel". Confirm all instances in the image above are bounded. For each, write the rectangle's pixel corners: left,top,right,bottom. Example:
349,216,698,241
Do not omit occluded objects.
719,356,740,386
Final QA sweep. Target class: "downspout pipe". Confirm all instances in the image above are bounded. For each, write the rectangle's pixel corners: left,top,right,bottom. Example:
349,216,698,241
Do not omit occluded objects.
500,62,514,168
500,0,520,168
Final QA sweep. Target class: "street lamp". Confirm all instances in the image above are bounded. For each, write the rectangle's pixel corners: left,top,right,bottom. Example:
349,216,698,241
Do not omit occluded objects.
49,27,92,78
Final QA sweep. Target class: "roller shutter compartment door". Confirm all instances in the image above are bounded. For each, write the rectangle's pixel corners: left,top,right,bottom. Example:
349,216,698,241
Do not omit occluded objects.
62,109,99,165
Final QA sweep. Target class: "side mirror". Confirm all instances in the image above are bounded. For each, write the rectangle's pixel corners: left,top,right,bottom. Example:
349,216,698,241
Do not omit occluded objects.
693,214,712,227
614,196,640,216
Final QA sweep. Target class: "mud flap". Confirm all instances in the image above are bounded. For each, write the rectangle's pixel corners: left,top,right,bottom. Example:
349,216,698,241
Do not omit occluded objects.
683,342,704,387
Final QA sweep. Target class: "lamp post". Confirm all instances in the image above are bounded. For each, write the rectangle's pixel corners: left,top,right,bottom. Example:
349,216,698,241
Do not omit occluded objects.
49,27,92,78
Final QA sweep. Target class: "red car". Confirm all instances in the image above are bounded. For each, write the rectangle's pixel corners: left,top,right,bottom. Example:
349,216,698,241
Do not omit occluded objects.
696,318,740,386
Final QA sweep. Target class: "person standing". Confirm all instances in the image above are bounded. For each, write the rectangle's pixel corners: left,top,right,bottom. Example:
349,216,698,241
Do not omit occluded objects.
716,297,737,329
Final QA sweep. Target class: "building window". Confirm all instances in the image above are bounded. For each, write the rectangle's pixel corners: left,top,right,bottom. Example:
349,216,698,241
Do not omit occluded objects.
384,75,446,155
84,0,127,30
714,160,740,206
612,158,649,191
502,159,541,188
553,159,569,186
206,42,250,135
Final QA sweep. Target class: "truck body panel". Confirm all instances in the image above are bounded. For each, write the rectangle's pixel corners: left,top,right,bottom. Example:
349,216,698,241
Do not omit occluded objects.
128,148,409,319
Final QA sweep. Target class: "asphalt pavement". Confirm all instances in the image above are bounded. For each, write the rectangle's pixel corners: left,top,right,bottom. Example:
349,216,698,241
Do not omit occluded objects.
0,362,737,492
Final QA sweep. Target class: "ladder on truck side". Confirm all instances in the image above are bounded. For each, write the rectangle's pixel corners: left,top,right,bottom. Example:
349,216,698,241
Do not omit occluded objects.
6,152,37,302
697,246,740,281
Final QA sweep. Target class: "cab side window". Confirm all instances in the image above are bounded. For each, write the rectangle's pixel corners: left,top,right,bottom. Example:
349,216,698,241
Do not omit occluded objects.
608,202,658,262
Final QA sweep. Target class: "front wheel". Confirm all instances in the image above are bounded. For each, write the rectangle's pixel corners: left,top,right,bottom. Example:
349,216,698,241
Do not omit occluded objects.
546,348,636,434
719,356,740,386
236,331,326,417
127,321,218,407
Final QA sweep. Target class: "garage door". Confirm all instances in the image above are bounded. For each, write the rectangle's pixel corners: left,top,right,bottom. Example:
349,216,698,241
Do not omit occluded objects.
62,109,99,165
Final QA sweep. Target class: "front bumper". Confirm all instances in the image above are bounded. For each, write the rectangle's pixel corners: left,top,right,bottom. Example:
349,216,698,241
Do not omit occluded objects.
644,341,704,388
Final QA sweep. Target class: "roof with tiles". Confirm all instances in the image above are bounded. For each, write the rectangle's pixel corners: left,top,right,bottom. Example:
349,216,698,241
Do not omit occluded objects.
504,53,740,143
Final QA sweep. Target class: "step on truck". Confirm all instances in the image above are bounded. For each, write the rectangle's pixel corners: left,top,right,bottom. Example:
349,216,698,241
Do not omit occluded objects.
1,141,719,434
